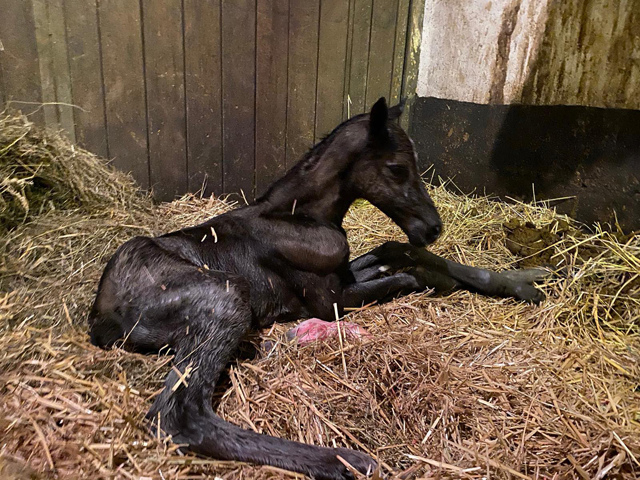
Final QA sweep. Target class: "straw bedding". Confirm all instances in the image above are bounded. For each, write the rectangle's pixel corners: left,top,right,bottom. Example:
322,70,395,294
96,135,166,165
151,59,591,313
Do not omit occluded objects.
1,113,639,479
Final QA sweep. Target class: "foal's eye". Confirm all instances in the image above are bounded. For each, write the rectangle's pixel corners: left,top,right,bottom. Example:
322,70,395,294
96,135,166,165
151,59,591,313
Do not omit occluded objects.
387,163,409,180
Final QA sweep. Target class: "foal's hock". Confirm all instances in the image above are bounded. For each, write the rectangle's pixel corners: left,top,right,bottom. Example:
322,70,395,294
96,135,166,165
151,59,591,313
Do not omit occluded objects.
89,98,545,479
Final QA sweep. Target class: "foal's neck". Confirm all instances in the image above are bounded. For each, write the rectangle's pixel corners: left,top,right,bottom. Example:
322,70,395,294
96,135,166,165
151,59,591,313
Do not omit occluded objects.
258,160,353,226
257,124,364,227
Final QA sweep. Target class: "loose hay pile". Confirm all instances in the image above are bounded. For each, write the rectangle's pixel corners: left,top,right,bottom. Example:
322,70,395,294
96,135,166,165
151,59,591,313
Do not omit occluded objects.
0,113,146,233
1,113,639,479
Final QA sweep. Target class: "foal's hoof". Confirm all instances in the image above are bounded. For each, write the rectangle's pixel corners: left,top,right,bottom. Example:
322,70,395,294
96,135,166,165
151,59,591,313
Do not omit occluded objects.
313,448,379,480
500,268,551,304
512,283,546,304
286,318,371,345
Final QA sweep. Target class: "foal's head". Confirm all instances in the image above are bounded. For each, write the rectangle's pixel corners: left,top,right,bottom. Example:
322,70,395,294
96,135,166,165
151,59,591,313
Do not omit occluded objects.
348,97,442,246
263,97,441,245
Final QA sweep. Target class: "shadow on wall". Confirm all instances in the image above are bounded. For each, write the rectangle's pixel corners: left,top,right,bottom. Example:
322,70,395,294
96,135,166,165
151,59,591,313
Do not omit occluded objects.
491,103,640,229
410,98,640,231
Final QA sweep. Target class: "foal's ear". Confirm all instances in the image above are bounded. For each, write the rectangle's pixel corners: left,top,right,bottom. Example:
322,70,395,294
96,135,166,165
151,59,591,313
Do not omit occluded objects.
369,97,388,136
388,97,406,120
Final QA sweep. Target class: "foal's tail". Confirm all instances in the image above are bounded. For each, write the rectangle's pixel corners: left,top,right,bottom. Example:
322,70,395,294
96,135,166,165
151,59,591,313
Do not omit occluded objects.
146,287,376,480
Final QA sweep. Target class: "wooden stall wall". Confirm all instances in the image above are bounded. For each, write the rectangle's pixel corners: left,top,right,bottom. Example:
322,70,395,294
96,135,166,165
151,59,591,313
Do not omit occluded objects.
0,0,421,201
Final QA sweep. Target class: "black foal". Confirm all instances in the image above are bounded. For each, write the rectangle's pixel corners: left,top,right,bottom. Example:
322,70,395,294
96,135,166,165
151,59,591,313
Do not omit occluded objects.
89,98,545,479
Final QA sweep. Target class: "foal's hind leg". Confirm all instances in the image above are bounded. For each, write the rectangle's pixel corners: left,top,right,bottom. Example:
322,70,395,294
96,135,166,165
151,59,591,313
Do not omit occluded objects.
141,270,252,439
130,270,376,480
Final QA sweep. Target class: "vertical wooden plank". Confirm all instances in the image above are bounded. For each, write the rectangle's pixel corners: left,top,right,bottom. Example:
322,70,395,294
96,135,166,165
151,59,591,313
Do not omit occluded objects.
315,0,349,140
98,0,149,189
285,0,320,167
221,0,256,197
400,0,426,131
64,0,108,157
256,0,289,196
32,0,58,127
365,0,398,109
341,0,355,121
347,0,373,116
141,0,187,201
0,0,44,123
390,0,410,105
47,0,76,141
184,0,222,196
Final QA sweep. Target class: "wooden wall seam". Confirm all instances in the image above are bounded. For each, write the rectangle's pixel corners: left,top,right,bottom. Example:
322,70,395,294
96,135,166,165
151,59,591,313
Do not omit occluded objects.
285,0,319,168
312,0,322,144
283,0,291,171
391,0,410,105
347,0,373,117
138,0,152,191
94,0,111,159
256,0,290,196
253,0,258,198
314,0,349,141
221,0,257,198
342,0,355,121
181,0,190,193
48,0,76,141
0,37,6,110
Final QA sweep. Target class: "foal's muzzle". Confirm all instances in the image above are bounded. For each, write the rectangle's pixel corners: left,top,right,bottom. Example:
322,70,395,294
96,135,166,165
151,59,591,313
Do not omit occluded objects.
406,217,442,247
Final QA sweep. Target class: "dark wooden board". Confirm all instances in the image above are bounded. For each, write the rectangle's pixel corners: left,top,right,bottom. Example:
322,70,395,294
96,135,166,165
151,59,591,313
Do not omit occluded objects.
98,0,149,189
64,0,108,157
285,0,320,167
315,0,350,140
256,0,289,196
365,0,398,108
141,0,187,201
184,0,223,197
346,0,373,116
221,0,256,197
32,0,58,127
47,0,76,140
0,0,44,123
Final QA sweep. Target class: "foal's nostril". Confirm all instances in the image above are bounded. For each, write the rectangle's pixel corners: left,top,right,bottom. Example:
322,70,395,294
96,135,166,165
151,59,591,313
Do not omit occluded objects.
427,224,442,241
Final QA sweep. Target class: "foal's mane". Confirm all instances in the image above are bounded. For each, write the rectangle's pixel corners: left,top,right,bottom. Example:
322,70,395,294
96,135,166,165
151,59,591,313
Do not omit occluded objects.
298,113,369,166
257,113,370,201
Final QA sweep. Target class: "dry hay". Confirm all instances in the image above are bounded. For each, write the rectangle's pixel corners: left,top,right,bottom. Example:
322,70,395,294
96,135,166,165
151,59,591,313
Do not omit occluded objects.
0,113,147,232
0,114,639,480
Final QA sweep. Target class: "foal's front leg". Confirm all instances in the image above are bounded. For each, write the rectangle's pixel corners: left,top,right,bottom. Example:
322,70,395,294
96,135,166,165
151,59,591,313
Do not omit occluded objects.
342,272,424,308
349,241,549,304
